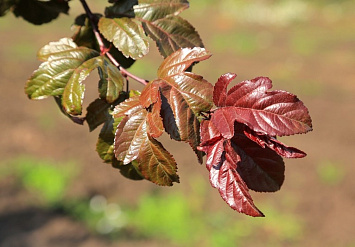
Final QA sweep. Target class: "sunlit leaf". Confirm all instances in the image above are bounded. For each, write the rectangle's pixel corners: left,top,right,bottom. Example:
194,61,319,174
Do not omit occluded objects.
211,73,313,137
26,38,98,99
134,0,203,57
98,17,149,59
156,48,213,161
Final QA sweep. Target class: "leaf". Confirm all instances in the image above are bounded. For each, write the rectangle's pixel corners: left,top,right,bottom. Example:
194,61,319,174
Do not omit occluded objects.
157,48,213,161
138,134,179,186
243,127,307,158
72,13,102,49
114,106,146,164
142,16,204,58
0,0,15,16
199,119,286,216
209,140,264,217
97,57,125,103
61,55,124,116
134,0,189,20
112,159,144,180
53,96,85,125
105,0,138,18
140,80,164,138
98,17,149,59
72,13,136,69
62,56,101,115
230,123,285,193
86,98,111,132
134,0,203,57
211,73,313,137
113,97,178,186
12,0,69,25
25,38,98,99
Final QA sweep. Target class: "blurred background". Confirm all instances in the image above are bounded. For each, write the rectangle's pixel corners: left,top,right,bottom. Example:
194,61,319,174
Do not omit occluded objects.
0,0,354,246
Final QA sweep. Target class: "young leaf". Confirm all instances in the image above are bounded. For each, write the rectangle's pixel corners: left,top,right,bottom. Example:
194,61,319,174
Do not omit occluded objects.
12,0,70,25
134,0,203,57
211,73,313,137
98,17,149,59
112,159,144,181
53,96,85,125
156,48,213,161
25,38,98,99
113,96,178,186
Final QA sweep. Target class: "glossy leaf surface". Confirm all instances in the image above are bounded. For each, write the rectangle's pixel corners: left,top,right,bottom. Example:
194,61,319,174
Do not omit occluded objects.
212,73,313,137
26,38,98,99
157,47,213,161
134,0,203,57
98,17,149,59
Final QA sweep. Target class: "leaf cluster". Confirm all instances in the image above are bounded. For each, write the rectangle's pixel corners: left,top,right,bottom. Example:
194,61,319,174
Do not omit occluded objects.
1,0,313,216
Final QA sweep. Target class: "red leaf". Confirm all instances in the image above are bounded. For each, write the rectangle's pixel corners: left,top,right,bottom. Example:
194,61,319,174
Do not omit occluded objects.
213,73,236,107
213,74,312,137
208,140,264,217
243,127,306,158
230,123,285,192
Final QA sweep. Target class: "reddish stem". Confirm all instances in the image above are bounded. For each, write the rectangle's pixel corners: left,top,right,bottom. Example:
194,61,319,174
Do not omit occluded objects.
79,0,148,86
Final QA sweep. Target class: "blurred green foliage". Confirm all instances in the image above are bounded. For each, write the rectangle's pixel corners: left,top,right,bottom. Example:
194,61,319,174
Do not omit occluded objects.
317,160,345,186
6,156,77,206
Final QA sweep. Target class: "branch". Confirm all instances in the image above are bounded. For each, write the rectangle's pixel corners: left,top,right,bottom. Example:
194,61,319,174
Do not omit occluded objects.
79,0,148,86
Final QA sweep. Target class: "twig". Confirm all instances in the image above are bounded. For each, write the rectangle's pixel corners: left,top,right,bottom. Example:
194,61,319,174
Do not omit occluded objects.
79,0,148,86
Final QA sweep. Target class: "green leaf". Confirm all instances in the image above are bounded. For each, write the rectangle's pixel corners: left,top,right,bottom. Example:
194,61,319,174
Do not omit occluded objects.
62,55,125,115
134,0,189,20
98,57,125,103
53,96,85,125
12,0,69,25
25,38,99,99
86,98,111,132
134,0,203,57
98,17,149,59
72,13,102,49
0,0,16,16
72,14,136,69
96,114,117,163
105,0,138,18
112,159,144,181
62,56,102,115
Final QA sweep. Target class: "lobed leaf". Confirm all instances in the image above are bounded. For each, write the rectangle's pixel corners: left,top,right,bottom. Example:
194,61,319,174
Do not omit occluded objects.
156,48,213,162
212,73,313,137
26,38,98,99
98,17,149,59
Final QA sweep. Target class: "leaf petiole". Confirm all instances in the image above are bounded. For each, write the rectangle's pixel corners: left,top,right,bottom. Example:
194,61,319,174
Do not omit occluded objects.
79,0,148,86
